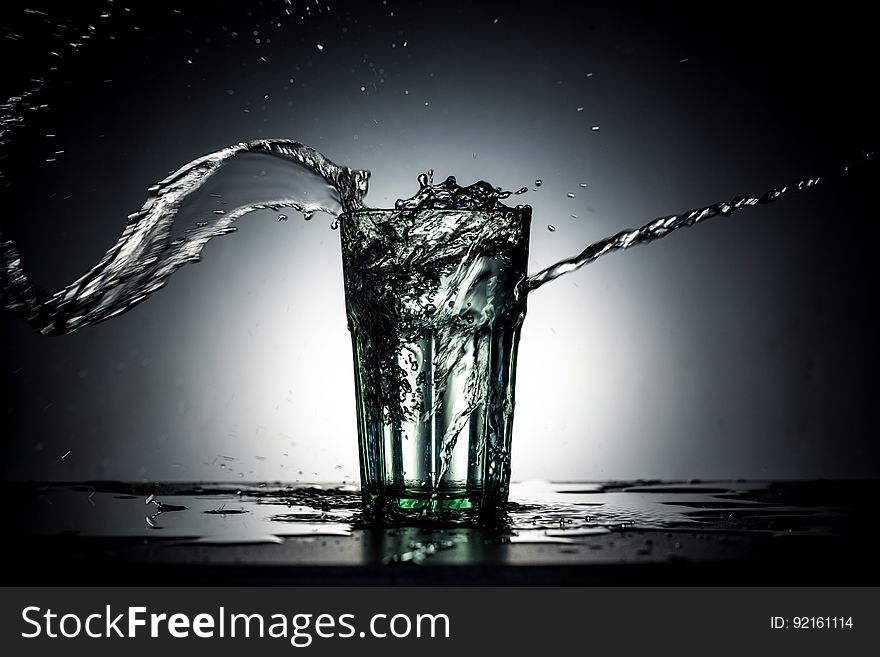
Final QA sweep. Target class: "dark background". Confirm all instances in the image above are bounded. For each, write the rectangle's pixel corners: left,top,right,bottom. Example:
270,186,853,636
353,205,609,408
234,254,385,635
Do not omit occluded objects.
1,0,877,483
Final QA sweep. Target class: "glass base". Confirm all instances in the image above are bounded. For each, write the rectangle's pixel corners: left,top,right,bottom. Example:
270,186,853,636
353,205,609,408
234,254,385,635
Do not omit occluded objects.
361,485,508,525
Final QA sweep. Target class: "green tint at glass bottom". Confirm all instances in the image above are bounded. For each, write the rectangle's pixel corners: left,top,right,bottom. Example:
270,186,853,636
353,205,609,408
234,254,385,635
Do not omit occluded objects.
361,486,508,524
396,496,474,511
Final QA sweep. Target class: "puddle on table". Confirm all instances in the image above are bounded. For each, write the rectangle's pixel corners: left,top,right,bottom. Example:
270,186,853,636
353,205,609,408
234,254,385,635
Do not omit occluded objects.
7,479,860,554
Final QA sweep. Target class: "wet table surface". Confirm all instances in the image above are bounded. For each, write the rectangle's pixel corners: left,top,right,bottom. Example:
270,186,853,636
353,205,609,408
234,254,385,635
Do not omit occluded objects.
4,480,877,585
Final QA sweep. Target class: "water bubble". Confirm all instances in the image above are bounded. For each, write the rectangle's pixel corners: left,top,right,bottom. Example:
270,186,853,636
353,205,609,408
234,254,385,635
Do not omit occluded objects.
547,225,556,232
316,43,324,51
330,219,339,230
591,125,600,131
277,214,287,221
580,183,588,188
535,179,543,187
577,106,584,112
567,192,575,198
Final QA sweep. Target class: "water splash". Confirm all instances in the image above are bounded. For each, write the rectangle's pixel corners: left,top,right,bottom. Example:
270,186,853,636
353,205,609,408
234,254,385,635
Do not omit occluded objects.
0,139,368,334
526,150,876,291
0,138,872,371
395,170,528,211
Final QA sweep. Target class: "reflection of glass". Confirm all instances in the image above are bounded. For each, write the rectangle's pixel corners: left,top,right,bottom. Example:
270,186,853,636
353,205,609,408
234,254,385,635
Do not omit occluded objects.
341,207,531,521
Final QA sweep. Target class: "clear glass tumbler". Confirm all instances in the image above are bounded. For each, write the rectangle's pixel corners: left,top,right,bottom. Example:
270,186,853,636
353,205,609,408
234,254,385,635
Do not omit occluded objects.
340,205,530,521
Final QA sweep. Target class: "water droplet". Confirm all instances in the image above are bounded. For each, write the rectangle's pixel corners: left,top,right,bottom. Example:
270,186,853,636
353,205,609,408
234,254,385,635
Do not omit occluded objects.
547,225,556,232
330,219,339,230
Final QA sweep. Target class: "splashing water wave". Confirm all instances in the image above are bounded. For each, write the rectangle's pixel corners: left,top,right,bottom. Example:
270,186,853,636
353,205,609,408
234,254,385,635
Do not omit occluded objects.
1,139,368,334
